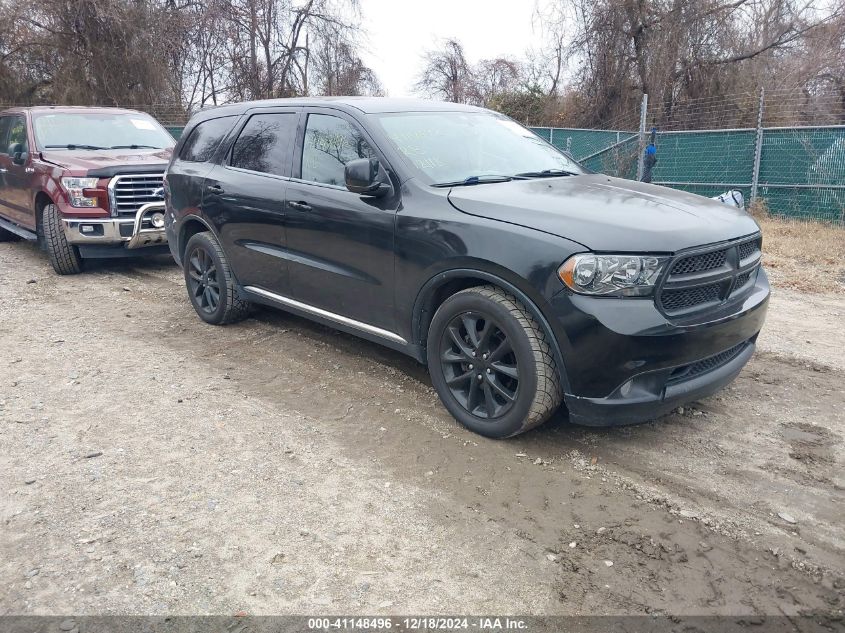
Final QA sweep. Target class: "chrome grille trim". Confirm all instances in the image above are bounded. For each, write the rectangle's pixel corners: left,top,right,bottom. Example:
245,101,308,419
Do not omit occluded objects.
108,173,165,218
656,235,762,316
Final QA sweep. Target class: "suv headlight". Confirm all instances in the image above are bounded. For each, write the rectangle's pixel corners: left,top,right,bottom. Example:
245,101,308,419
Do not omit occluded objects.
60,177,99,208
558,253,669,297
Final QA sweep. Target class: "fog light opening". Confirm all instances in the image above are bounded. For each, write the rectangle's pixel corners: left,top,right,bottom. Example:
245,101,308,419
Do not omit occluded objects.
150,212,165,229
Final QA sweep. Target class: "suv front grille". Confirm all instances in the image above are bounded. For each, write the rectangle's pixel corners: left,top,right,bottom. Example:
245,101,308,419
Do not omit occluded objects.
661,283,723,312
110,174,164,218
738,238,761,262
670,249,727,275
657,235,762,317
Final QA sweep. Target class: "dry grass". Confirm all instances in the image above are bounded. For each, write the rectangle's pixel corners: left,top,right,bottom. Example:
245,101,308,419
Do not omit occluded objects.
754,211,845,294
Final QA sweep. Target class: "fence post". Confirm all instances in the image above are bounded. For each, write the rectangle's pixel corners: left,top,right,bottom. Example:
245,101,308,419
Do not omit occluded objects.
751,88,765,203
636,93,649,181
548,128,553,144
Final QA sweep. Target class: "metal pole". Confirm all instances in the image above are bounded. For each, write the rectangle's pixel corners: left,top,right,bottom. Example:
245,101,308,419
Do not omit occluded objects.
637,93,648,181
751,88,765,202
549,128,553,144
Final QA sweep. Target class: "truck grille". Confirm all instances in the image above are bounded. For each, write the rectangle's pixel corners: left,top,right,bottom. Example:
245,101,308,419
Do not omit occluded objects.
656,235,762,317
110,174,164,218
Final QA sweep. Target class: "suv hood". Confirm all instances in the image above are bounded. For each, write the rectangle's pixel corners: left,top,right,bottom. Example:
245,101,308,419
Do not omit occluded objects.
447,174,760,252
40,148,172,172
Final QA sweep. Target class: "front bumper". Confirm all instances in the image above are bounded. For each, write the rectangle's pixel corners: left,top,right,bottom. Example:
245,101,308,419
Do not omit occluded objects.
550,269,770,426
62,202,167,250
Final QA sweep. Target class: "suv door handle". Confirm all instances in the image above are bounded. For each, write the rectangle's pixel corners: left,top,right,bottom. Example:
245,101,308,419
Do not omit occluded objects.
288,200,312,211
0,168,7,173
206,183,224,194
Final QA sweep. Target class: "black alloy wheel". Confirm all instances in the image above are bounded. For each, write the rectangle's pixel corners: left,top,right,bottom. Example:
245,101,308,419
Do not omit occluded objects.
427,285,562,438
182,231,253,325
187,245,220,315
439,311,520,419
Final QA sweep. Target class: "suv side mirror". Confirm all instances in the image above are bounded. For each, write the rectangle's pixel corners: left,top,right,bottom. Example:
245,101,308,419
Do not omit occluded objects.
345,157,390,197
8,143,26,165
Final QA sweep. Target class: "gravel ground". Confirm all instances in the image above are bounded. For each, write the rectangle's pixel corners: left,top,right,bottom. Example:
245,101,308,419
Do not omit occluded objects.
1,240,843,617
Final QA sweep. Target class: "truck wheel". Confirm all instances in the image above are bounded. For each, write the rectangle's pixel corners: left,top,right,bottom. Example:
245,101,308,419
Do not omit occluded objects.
183,231,253,325
427,285,562,438
42,203,82,275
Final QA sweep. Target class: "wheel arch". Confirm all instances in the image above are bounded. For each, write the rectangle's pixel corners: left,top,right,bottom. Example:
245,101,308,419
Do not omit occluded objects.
34,191,54,238
411,267,571,392
177,215,216,265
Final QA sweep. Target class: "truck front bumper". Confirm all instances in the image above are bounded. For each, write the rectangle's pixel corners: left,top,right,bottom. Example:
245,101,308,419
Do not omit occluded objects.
62,202,167,250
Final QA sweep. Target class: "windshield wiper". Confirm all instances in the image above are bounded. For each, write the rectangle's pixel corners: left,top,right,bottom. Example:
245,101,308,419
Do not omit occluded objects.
43,144,108,150
513,168,579,178
109,144,163,149
432,175,513,187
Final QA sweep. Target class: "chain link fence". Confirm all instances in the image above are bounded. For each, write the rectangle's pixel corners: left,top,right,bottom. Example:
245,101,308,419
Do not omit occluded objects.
531,89,845,224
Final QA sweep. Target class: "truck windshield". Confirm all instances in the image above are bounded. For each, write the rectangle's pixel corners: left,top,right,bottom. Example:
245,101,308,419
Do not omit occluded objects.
33,112,175,150
374,111,584,185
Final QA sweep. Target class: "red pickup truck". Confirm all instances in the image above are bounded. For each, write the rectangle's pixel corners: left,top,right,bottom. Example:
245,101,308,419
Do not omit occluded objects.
0,106,175,274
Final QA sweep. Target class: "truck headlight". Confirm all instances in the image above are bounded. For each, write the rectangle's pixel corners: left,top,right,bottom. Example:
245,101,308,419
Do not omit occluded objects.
558,254,669,297
60,177,99,208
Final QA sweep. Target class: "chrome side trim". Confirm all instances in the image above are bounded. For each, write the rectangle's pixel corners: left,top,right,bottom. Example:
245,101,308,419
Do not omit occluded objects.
244,286,407,345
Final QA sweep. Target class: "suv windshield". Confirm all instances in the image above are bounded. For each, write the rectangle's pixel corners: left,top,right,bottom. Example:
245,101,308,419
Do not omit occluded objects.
374,111,584,185
32,112,175,150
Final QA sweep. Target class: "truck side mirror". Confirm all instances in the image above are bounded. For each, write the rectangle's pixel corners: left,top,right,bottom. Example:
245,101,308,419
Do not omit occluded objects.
8,143,26,165
345,157,390,197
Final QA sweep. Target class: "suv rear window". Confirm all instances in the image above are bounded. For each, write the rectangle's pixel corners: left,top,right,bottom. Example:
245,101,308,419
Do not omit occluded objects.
230,112,298,177
179,116,236,162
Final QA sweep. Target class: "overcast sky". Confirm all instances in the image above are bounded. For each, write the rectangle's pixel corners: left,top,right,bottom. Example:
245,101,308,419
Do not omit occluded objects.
357,0,540,98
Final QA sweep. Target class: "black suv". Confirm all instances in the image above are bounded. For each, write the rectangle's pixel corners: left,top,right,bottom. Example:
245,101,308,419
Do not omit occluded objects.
164,98,769,438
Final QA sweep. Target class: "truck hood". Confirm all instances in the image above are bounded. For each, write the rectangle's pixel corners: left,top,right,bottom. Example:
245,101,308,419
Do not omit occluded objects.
40,148,172,172
447,174,761,252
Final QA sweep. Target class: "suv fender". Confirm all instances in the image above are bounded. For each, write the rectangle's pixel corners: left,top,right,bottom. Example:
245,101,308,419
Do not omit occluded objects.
176,214,217,265
412,267,572,393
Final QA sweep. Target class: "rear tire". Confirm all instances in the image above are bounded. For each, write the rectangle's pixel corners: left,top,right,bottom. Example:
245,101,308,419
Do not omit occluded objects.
42,203,82,275
183,231,253,325
427,285,562,438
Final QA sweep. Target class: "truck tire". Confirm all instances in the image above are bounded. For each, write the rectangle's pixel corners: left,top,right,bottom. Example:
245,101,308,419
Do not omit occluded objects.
183,230,253,325
427,285,562,438
42,203,82,275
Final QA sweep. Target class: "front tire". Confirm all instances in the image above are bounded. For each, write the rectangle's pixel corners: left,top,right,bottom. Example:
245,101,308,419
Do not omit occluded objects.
427,285,562,438
183,231,253,325
42,203,82,275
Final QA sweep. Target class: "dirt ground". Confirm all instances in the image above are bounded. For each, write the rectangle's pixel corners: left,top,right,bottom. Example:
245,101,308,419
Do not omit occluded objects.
1,238,843,619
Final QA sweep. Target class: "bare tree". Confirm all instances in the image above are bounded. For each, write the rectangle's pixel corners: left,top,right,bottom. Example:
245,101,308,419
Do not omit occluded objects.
414,39,474,103
0,0,381,113
537,0,844,127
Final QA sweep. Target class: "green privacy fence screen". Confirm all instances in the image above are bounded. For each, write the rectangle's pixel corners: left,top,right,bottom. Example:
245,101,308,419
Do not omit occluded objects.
530,125,845,223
